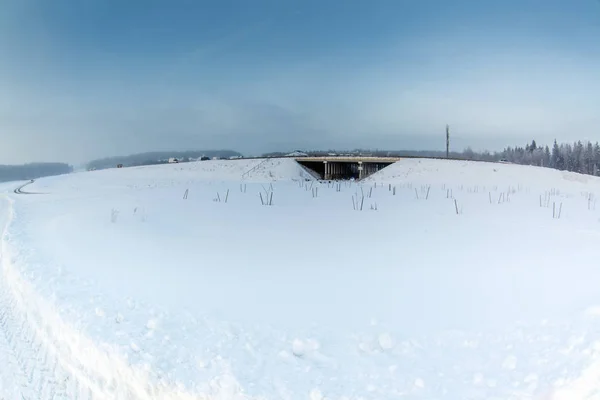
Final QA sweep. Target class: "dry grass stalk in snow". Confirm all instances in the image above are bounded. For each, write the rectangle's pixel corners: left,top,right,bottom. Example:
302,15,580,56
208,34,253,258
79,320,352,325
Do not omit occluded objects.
352,194,365,211
259,191,274,206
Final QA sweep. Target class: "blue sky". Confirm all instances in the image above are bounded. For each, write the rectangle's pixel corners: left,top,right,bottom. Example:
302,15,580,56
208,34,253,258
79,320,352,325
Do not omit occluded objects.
1,0,599,163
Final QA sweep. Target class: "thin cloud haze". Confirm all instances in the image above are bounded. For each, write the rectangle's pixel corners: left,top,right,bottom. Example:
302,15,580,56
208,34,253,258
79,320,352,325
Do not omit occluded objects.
0,0,599,164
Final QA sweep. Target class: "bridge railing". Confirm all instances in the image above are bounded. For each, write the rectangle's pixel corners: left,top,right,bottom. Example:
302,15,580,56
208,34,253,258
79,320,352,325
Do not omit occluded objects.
241,158,272,179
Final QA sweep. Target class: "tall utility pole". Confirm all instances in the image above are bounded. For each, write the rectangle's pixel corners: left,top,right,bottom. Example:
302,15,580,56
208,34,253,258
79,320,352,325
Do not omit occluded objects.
446,124,450,158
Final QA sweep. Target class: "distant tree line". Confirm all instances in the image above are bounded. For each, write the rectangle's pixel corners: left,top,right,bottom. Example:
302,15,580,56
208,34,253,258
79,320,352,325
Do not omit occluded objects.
87,150,242,170
0,163,73,183
495,140,600,175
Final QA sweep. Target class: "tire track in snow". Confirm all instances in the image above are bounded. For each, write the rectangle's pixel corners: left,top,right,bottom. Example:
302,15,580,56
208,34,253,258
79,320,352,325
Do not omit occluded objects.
0,194,251,399
14,180,46,195
0,195,66,399
14,180,34,195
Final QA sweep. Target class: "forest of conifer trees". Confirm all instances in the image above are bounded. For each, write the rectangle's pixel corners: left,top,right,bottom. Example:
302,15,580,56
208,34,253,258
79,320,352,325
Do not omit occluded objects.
493,140,600,176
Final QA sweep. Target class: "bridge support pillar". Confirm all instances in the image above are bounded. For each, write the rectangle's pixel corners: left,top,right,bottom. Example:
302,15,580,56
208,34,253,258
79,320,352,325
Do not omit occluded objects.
358,161,363,180
323,161,330,180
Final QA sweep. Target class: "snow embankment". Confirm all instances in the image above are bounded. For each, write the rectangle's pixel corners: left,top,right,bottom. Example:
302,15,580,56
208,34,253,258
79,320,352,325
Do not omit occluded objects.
367,158,600,190
28,158,314,195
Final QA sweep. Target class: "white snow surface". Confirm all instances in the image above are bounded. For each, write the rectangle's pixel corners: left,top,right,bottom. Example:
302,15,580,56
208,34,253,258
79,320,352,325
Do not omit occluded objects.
2,158,600,399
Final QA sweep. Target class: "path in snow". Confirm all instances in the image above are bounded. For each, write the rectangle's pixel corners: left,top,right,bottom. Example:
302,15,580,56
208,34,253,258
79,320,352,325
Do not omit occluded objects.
0,196,73,399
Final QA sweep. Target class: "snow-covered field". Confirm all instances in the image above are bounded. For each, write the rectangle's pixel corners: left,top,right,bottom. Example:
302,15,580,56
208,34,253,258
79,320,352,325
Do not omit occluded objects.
2,157,600,399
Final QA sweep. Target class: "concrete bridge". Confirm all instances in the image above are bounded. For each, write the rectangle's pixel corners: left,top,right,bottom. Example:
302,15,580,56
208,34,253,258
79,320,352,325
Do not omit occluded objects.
294,156,401,180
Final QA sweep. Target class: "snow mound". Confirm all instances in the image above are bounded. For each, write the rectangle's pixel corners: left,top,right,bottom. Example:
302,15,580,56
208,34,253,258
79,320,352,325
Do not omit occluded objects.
366,158,600,190
27,158,314,194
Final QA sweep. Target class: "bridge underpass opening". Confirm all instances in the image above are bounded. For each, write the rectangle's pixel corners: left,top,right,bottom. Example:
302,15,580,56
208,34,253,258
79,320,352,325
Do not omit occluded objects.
296,160,396,180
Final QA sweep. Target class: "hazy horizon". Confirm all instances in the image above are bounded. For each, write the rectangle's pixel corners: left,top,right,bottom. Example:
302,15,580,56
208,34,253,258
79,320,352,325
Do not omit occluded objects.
1,0,599,165
0,136,567,167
